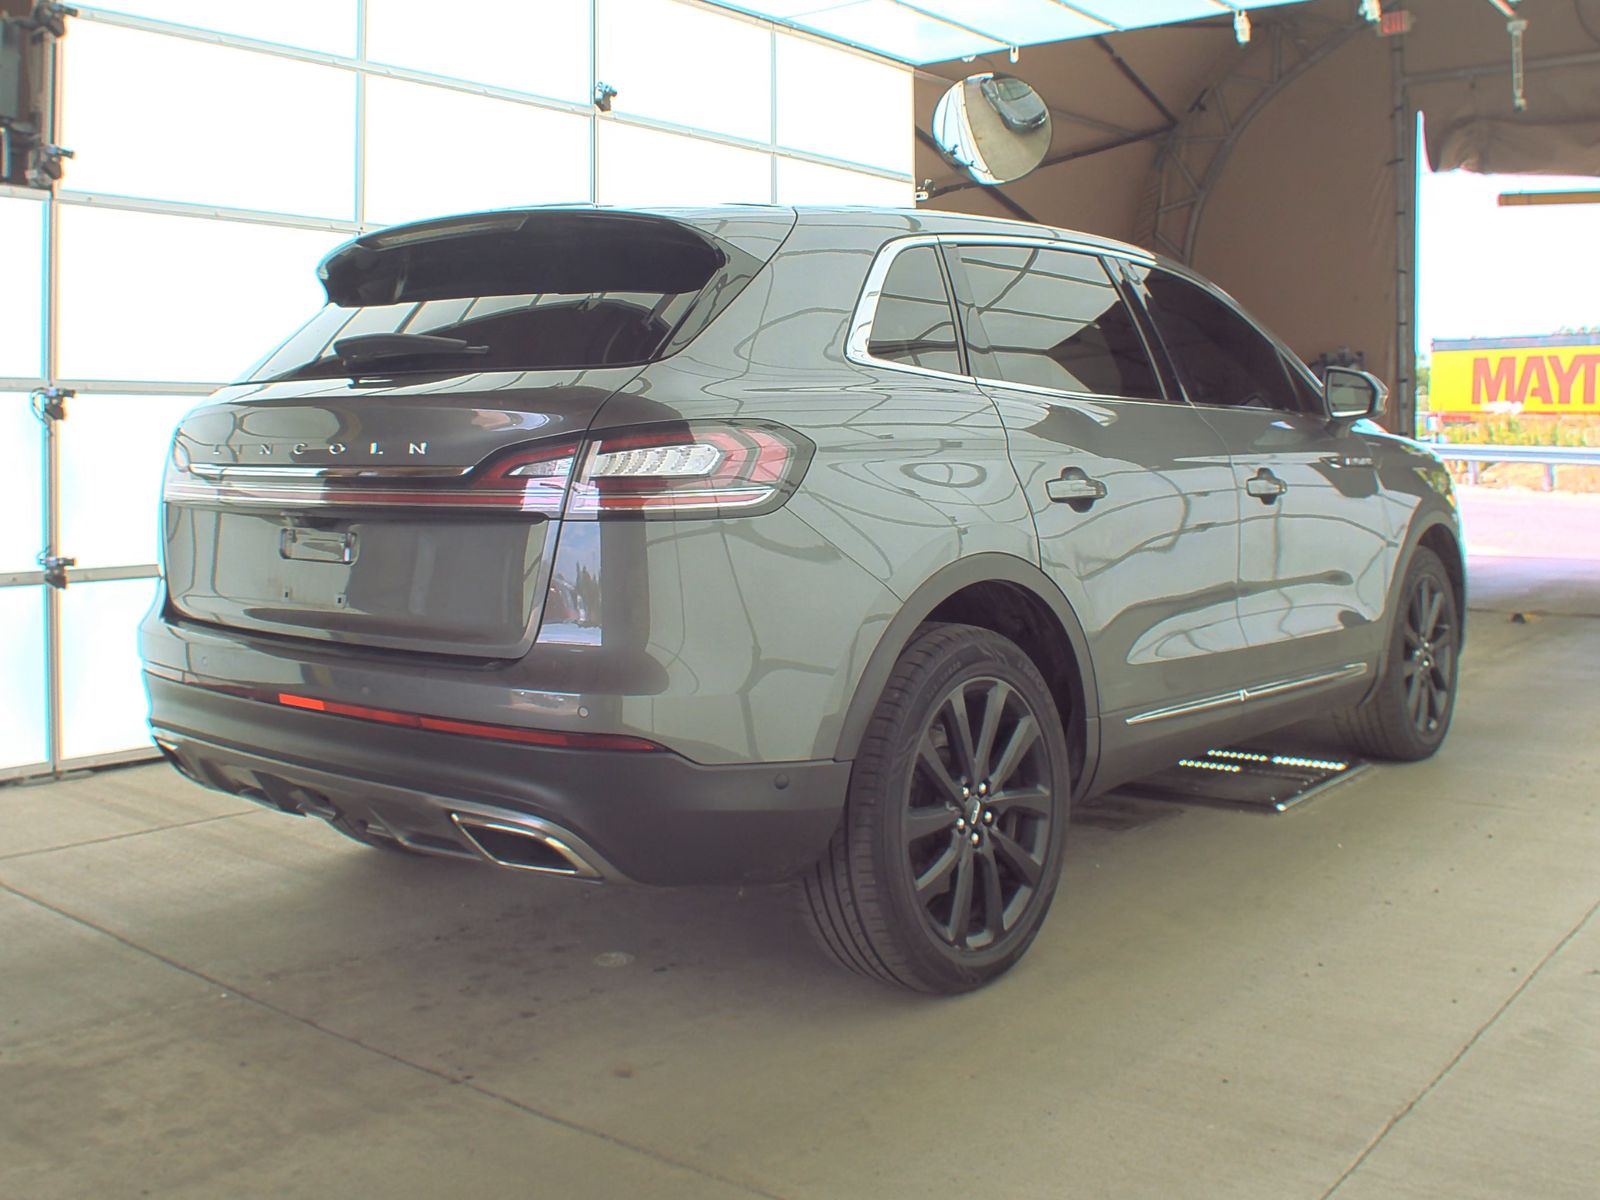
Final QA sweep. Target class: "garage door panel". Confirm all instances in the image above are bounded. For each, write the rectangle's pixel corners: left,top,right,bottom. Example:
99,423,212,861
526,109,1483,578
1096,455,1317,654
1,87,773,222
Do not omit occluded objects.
0,586,48,773
60,394,197,571
60,578,161,762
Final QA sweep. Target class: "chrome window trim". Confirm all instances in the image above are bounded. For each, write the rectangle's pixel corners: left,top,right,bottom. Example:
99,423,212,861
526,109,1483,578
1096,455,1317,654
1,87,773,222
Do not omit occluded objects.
846,232,1160,394
968,376,1185,411
844,235,971,383
937,232,1156,266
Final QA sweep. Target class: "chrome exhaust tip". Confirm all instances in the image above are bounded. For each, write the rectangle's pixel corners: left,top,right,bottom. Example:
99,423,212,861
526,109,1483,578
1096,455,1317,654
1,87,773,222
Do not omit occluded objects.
449,813,604,880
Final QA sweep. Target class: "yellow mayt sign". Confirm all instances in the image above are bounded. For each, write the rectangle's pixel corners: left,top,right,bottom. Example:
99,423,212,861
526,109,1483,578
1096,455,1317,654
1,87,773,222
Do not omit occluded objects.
1430,336,1600,414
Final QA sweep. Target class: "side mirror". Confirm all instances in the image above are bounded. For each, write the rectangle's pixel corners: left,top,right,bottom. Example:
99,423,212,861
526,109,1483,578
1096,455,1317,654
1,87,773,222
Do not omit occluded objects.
1324,366,1386,422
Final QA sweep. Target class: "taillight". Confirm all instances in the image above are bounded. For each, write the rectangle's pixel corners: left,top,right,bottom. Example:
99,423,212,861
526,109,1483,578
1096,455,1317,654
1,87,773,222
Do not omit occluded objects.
164,421,810,518
566,424,809,517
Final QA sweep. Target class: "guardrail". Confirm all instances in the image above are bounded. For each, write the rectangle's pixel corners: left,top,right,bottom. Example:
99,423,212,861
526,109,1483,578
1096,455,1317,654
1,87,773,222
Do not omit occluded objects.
1425,443,1600,490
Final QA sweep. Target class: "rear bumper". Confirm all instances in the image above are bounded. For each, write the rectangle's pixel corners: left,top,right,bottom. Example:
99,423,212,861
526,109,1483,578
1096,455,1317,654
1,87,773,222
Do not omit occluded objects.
146,674,848,886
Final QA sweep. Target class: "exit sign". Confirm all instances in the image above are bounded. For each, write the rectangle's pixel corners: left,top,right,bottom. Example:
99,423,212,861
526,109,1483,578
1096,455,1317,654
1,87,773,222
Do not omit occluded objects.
1378,10,1414,36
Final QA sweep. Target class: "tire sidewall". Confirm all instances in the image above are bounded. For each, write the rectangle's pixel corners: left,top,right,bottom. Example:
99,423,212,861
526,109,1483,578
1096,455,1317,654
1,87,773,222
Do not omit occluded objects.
1377,548,1458,756
857,627,1072,989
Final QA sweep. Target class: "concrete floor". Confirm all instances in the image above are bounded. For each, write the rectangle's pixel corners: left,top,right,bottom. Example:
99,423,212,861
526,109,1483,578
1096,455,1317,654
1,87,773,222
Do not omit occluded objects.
3,491,1597,1199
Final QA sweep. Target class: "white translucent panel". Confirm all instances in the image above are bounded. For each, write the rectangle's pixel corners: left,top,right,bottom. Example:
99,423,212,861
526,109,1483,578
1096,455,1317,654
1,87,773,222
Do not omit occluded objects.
57,206,341,383
730,0,1301,59
0,394,44,574
62,22,356,219
900,0,1105,43
597,122,772,207
775,33,911,172
364,77,592,226
366,0,590,101
1071,0,1300,27
79,1,357,54
60,577,161,761
61,394,197,570
0,197,45,379
0,586,48,771
776,157,911,206
791,1,1004,63
597,0,771,142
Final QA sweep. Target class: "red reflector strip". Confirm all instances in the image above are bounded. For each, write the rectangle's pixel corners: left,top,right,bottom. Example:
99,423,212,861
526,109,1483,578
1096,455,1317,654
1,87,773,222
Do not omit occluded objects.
274,691,664,752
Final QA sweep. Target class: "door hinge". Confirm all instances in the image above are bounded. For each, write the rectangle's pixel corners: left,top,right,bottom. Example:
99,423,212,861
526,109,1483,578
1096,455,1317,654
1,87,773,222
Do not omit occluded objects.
39,554,74,589
30,385,73,422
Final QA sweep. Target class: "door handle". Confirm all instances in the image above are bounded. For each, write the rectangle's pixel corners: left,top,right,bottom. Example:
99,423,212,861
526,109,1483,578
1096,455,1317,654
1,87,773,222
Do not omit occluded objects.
1245,468,1287,504
1046,467,1107,512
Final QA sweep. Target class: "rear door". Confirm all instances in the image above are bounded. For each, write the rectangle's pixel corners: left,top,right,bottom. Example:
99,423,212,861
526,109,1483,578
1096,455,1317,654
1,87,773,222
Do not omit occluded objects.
1128,265,1393,678
944,241,1247,724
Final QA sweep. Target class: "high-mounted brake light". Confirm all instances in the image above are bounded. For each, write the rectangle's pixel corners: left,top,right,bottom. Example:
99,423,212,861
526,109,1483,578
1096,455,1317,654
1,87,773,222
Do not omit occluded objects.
163,421,810,518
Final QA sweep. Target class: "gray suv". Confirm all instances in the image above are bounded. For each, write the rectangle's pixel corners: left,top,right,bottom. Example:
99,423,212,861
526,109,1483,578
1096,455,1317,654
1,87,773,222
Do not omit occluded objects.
142,207,1463,993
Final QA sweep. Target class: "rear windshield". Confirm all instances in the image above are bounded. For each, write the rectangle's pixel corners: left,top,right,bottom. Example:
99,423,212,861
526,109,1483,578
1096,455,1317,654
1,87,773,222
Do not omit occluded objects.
242,212,756,382
246,290,706,381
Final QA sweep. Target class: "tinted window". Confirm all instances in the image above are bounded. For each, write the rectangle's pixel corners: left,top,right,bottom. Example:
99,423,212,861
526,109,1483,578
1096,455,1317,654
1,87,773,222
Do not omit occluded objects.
1139,270,1302,412
866,246,961,374
244,214,753,381
951,244,1162,400
1284,357,1326,414
251,290,705,381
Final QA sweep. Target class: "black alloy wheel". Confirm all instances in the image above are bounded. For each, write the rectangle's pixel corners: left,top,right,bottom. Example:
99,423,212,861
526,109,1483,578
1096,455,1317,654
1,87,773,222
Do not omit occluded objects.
906,676,1054,951
1335,546,1460,761
1401,571,1455,739
800,622,1072,993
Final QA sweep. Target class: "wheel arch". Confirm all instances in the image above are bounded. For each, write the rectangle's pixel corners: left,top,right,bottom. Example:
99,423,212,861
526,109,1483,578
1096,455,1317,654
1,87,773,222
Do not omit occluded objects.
1395,511,1466,649
1414,519,1466,646
1357,509,1465,708
830,554,1100,794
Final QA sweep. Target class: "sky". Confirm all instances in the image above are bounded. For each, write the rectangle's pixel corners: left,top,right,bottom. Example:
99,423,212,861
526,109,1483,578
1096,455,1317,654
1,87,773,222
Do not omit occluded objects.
1416,167,1600,358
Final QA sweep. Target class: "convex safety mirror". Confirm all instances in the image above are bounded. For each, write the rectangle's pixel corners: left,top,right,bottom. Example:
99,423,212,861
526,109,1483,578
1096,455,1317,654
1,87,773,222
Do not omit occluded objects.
931,73,1052,186
1324,366,1387,421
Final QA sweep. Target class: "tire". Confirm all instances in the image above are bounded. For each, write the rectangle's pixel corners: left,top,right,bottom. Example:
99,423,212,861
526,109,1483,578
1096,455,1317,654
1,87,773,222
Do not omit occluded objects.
1334,547,1459,761
799,622,1073,994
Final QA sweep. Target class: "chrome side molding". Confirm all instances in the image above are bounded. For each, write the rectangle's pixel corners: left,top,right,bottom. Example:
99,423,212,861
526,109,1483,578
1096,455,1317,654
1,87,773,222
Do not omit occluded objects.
1126,662,1369,726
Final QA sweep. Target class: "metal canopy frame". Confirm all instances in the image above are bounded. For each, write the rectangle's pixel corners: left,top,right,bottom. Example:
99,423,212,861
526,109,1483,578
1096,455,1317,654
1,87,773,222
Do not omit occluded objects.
1141,12,1367,265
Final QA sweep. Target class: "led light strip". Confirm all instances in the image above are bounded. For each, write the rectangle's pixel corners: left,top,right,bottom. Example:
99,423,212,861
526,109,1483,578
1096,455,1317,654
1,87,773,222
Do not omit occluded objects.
1179,759,1242,774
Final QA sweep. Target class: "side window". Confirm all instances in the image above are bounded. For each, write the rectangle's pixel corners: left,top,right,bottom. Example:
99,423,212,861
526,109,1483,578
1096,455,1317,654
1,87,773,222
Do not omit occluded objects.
1139,269,1301,412
950,244,1163,400
865,246,962,374
1284,357,1326,415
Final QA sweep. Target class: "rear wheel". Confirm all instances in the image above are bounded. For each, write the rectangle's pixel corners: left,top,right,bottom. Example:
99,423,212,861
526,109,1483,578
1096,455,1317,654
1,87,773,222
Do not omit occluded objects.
800,623,1072,993
1335,547,1459,761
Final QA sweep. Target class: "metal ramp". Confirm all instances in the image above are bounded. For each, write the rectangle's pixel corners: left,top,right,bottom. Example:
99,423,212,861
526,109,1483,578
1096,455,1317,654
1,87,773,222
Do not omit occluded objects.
1107,746,1370,814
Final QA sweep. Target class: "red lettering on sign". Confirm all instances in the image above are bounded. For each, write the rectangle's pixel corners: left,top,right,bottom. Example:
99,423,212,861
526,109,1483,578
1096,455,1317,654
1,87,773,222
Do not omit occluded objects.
1471,355,1517,405
1519,355,1553,405
1548,354,1584,405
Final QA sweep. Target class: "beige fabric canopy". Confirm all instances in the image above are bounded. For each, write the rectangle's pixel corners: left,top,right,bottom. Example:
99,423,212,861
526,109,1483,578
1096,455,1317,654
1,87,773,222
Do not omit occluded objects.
917,0,1600,431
